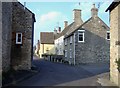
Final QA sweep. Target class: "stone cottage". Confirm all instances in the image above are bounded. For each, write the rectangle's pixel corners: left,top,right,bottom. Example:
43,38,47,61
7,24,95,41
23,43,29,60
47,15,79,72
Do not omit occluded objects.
54,9,83,55
64,4,110,65
1,1,35,72
39,32,55,58
106,1,120,86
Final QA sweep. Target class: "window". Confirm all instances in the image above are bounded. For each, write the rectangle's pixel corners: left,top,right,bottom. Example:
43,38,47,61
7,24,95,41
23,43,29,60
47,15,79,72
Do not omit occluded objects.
107,31,110,40
65,39,67,45
16,33,22,44
70,49,72,58
78,30,85,42
65,50,67,57
70,36,72,44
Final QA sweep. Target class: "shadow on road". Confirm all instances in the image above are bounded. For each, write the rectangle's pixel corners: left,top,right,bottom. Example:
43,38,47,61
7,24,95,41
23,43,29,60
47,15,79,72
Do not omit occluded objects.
17,56,109,86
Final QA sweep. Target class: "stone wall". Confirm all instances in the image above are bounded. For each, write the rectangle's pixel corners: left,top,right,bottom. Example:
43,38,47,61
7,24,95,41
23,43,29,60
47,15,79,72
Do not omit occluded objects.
110,4,120,86
0,1,2,74
2,2,12,72
11,2,34,70
75,17,110,64
64,34,75,65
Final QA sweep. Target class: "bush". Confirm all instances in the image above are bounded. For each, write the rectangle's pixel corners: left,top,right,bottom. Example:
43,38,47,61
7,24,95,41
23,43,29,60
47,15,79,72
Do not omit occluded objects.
115,58,120,72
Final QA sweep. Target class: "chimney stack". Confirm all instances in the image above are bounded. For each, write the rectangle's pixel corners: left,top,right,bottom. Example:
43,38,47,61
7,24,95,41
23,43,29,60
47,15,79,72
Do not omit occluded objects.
73,9,83,25
64,21,68,28
54,28,57,35
58,27,61,33
91,4,98,17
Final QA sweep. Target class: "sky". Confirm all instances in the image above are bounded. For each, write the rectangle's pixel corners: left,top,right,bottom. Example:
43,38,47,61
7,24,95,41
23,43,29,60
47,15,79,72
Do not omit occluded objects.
18,0,113,46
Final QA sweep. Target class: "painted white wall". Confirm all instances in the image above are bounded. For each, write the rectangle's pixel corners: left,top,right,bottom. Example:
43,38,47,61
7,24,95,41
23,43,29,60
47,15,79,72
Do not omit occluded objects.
55,36,64,55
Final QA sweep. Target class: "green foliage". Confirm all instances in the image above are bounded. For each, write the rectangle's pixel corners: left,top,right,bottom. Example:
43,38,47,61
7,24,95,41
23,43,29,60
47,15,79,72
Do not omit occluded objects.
115,58,120,72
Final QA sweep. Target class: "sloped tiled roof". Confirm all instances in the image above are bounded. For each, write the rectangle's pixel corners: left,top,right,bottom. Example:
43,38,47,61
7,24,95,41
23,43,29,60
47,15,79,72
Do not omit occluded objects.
64,17,92,38
40,32,54,44
54,22,74,39
64,16,110,38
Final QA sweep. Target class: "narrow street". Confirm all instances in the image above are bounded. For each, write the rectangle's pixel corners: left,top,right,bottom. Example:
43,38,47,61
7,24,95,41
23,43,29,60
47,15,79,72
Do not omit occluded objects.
16,56,109,86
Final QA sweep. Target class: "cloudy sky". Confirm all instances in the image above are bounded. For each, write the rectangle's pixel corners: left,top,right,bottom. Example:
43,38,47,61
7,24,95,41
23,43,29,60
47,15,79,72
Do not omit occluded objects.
18,0,113,46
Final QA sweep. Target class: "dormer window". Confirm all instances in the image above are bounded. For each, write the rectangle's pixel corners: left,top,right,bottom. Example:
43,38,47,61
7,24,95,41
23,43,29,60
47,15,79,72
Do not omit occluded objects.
106,31,110,40
16,33,22,44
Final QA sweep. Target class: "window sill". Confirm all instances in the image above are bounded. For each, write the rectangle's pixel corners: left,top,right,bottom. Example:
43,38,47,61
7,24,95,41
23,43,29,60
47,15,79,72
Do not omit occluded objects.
107,39,110,41
78,41,84,43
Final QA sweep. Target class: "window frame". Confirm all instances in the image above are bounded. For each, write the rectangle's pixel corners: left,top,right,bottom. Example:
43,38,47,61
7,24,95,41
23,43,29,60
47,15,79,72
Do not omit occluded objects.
65,50,67,58
106,31,110,40
65,39,67,45
16,33,22,44
70,49,72,58
70,36,72,44
78,30,85,43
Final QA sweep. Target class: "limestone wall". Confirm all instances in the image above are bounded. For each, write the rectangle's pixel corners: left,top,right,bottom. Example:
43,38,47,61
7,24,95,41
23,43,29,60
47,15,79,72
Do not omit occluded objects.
75,17,110,64
2,2,12,72
11,2,34,70
110,4,120,86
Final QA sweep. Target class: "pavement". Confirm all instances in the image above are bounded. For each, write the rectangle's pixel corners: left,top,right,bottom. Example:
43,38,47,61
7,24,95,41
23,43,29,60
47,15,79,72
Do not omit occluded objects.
2,64,39,87
97,72,119,87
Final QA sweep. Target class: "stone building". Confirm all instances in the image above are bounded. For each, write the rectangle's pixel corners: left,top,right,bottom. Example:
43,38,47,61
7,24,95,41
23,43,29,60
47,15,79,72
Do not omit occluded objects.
1,2,12,72
106,1,120,86
39,32,55,58
54,9,83,55
64,4,110,65
1,1,35,72
11,2,35,70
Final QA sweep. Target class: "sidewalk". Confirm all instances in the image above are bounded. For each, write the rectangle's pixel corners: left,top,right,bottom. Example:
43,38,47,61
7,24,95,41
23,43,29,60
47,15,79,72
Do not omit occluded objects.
2,66,39,87
97,72,119,87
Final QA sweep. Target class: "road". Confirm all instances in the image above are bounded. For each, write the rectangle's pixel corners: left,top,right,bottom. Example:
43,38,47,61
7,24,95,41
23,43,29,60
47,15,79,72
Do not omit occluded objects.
16,56,109,86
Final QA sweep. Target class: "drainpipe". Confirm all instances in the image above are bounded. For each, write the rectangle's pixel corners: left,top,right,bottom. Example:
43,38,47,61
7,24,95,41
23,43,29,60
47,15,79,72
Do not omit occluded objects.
74,33,76,65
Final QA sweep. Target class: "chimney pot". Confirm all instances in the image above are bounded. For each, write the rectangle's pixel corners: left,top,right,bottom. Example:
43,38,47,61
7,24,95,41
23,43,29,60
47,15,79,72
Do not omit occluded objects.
64,21,68,28
91,4,98,17
54,28,57,34
93,4,95,8
58,27,61,33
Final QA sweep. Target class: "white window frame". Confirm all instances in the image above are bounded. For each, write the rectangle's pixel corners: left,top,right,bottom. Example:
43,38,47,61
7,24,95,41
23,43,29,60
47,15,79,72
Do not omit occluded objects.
70,36,72,44
106,31,110,40
65,39,67,45
70,49,72,58
65,50,67,57
78,30,85,42
16,33,22,44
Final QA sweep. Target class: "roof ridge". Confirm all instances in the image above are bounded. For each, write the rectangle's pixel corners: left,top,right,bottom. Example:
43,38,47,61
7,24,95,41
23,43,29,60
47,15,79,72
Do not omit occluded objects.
65,17,92,38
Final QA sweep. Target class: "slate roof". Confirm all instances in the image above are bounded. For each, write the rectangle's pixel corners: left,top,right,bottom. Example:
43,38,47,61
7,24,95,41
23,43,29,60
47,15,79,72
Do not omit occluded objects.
106,0,120,12
40,32,54,44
